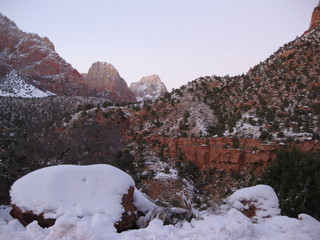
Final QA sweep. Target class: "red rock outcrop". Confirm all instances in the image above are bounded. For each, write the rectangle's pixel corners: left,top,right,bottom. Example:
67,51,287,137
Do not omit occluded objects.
83,62,136,102
309,2,320,31
10,204,56,228
0,13,88,96
115,186,137,232
147,137,320,175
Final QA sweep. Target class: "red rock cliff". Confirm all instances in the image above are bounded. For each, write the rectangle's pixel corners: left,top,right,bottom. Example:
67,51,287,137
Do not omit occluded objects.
309,2,320,30
0,13,88,96
83,62,136,102
147,137,320,175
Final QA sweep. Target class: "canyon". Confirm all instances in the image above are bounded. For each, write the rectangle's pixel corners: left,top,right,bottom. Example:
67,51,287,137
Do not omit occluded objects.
0,4,319,220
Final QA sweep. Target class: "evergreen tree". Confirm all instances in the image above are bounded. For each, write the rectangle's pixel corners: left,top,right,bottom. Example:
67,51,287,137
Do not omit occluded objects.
261,147,320,220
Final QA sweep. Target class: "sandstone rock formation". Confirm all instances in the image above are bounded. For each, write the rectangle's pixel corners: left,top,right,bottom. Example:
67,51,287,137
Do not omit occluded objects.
115,186,137,232
0,13,88,96
129,74,167,102
147,137,320,175
309,1,320,31
83,62,136,102
10,204,56,228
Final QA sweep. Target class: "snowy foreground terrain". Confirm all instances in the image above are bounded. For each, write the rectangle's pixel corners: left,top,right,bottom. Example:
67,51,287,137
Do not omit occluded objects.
0,165,319,240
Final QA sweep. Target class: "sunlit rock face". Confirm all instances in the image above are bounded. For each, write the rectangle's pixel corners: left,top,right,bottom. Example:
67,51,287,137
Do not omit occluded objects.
129,74,167,102
83,61,136,102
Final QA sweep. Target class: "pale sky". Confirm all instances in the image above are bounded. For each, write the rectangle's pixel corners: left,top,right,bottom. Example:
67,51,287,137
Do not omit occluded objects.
0,0,318,91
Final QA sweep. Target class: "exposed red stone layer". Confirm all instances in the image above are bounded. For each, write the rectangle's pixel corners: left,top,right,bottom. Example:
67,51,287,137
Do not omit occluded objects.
10,204,56,228
147,137,320,175
115,186,138,232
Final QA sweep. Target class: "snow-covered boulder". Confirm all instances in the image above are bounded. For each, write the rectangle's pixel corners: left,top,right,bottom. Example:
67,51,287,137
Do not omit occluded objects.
226,185,280,222
9,164,139,232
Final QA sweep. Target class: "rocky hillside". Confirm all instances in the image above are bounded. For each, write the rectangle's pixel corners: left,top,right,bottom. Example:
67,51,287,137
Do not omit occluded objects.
131,26,319,142
129,75,167,102
0,13,88,96
124,14,320,207
83,61,136,103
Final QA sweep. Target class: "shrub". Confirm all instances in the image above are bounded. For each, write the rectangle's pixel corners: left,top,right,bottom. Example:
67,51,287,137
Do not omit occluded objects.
260,147,320,220
176,161,200,182
113,150,135,174
259,130,272,141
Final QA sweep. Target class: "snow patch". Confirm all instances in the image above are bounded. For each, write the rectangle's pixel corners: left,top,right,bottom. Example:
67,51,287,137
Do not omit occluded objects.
0,70,55,98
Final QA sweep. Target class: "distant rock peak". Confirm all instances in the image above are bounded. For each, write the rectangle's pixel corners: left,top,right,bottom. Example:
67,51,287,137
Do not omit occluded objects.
0,13,17,28
86,61,121,80
83,61,136,102
129,75,167,102
309,2,320,31
140,74,162,83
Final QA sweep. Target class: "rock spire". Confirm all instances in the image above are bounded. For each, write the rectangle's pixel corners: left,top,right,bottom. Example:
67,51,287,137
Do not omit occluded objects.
309,1,320,30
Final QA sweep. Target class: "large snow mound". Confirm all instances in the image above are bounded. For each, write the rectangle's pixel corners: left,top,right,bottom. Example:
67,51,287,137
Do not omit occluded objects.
227,184,280,221
10,164,135,222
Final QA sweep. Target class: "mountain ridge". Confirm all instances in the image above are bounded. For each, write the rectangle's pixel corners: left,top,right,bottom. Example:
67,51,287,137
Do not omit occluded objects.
0,13,135,103
0,13,88,96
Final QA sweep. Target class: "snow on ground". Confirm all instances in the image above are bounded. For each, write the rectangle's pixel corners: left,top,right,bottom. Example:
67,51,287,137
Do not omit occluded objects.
0,70,55,98
224,112,261,139
1,173,319,240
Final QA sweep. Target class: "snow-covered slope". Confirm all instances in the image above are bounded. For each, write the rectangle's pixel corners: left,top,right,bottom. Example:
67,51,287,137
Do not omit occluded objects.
1,185,319,240
0,70,55,98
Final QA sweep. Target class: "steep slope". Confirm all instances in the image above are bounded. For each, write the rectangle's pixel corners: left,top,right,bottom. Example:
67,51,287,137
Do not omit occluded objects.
0,13,88,96
83,62,136,103
309,1,320,31
132,26,319,142
129,75,167,102
125,13,320,207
